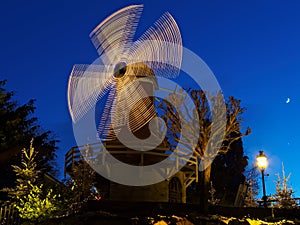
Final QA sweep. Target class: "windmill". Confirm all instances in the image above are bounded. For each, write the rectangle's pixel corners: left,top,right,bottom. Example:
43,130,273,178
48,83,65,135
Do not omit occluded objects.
68,4,183,142
65,5,198,201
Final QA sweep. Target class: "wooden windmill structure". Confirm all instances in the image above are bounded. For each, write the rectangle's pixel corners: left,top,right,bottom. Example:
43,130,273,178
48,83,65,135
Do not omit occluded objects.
65,5,198,203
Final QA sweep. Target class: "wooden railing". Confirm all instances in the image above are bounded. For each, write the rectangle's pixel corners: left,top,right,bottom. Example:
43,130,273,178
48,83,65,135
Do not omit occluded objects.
64,142,198,187
0,202,20,225
257,198,300,207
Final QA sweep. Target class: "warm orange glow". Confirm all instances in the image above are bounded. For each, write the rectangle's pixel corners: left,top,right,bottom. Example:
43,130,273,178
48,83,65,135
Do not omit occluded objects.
256,151,268,170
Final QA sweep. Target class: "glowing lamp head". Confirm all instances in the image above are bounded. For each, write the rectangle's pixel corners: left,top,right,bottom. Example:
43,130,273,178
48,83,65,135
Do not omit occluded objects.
256,150,268,170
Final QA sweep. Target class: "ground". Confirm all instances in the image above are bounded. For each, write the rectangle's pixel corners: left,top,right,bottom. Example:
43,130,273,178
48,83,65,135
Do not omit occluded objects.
36,211,298,225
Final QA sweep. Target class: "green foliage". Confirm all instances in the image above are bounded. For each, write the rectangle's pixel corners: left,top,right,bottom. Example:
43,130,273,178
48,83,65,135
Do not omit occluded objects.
2,141,60,222
2,140,39,199
15,183,58,222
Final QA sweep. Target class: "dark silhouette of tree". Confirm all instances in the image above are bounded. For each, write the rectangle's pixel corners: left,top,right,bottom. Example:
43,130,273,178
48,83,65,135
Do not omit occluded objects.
210,136,248,205
159,89,250,212
0,80,58,193
186,135,249,206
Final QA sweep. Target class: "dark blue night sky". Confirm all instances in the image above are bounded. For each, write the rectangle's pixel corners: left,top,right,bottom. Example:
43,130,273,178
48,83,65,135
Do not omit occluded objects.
1,0,300,197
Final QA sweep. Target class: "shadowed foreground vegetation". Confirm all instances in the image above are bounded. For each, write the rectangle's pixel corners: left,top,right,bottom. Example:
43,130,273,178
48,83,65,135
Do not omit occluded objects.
36,208,298,225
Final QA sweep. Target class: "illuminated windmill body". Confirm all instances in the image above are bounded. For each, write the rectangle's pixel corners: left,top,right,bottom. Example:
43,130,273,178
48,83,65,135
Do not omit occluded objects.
106,62,158,141
65,5,198,203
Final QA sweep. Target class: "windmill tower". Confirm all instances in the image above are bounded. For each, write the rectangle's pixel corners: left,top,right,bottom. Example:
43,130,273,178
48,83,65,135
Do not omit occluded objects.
65,5,198,203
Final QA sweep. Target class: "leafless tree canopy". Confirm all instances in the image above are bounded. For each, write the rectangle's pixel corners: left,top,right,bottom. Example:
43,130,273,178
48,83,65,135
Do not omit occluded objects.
159,89,250,161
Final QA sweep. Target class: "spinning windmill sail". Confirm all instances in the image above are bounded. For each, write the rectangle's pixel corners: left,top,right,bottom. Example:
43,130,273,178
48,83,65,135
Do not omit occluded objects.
68,4,182,140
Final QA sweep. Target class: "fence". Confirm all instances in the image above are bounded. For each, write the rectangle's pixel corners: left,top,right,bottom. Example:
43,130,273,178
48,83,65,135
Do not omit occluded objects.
0,202,20,225
257,198,300,208
64,141,198,188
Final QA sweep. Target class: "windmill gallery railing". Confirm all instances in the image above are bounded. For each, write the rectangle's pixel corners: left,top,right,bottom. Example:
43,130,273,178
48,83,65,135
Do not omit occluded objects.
65,142,198,188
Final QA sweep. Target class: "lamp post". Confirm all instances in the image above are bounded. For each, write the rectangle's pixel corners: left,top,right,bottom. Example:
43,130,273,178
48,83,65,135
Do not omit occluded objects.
256,150,268,208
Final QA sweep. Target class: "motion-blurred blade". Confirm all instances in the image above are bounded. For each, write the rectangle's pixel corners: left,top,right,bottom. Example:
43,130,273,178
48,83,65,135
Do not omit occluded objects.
97,85,117,140
90,5,143,64
129,13,182,78
68,64,114,122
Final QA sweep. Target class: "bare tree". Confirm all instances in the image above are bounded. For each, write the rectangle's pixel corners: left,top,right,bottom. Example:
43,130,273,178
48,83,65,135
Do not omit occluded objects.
272,163,297,208
159,89,250,212
244,167,259,207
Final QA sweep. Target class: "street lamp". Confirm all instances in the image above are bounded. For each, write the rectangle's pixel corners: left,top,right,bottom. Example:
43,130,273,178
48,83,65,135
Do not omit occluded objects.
256,150,268,208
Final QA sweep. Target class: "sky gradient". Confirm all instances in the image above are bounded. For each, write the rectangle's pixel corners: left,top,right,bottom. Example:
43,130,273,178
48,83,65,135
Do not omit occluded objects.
1,0,300,198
